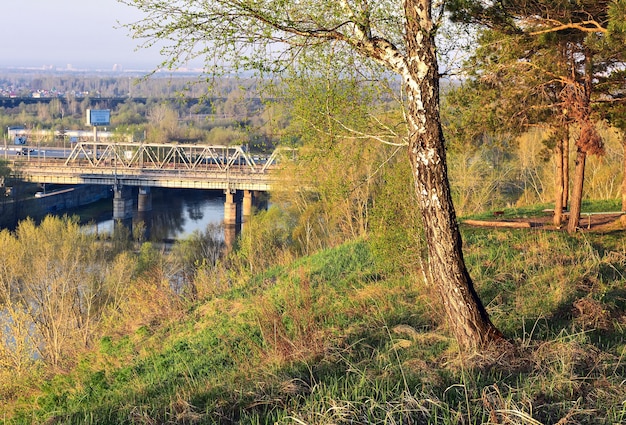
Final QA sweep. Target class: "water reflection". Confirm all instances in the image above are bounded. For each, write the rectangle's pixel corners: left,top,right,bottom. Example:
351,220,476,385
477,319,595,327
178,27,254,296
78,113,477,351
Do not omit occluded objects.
81,188,226,241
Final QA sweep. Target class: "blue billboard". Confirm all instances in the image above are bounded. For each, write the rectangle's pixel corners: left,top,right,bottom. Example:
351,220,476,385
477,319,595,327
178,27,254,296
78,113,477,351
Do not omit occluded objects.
86,109,111,126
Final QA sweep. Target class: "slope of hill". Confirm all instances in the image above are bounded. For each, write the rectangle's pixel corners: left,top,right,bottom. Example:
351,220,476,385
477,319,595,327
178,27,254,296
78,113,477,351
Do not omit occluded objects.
5,228,626,424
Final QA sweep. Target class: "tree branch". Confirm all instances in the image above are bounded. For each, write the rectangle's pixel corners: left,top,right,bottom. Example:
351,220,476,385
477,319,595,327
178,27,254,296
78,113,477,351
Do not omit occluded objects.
529,19,607,36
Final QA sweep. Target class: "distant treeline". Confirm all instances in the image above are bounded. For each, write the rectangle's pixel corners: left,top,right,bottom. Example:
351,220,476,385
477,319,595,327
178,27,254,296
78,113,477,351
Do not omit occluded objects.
0,71,253,99
0,96,241,109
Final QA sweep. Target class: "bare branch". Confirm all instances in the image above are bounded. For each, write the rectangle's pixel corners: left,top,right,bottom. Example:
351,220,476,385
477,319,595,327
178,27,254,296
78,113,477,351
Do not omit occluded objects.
295,112,408,147
529,19,607,36
331,114,409,146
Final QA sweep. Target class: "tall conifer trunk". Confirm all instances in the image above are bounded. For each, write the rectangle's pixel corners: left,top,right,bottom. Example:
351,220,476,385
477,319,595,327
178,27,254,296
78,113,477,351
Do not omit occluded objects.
565,54,601,233
563,133,570,208
567,148,586,233
554,134,565,227
622,134,626,212
554,124,570,227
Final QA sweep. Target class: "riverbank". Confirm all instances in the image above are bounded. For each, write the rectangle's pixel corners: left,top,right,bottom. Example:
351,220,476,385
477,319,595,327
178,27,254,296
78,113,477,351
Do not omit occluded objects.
0,184,112,229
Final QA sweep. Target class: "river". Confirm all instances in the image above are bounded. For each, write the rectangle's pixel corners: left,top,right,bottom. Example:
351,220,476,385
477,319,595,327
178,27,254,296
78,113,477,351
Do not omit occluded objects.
76,188,228,241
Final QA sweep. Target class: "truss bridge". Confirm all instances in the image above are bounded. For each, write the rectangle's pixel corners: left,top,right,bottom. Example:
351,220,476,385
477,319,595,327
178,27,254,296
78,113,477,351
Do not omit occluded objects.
10,141,295,225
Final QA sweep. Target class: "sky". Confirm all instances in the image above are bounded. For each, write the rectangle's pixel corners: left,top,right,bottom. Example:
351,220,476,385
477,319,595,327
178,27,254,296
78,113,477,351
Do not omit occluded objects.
0,0,167,71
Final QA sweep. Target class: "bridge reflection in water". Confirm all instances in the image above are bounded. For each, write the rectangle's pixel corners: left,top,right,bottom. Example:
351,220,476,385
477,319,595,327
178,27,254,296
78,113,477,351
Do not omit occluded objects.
79,188,260,249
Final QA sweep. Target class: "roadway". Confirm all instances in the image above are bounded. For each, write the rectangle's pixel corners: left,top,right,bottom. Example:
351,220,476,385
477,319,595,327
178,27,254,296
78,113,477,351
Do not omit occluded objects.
1,146,67,159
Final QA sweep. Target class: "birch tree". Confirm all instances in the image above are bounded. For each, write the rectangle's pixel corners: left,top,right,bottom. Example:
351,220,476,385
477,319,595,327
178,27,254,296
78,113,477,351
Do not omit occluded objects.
120,0,503,350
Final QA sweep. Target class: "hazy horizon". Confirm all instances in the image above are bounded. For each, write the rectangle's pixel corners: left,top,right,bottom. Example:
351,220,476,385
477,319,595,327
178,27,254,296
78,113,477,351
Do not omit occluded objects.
0,0,172,71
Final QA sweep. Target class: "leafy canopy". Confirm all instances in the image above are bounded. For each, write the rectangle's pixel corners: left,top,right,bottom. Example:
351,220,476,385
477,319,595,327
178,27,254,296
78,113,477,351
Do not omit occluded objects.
119,0,410,75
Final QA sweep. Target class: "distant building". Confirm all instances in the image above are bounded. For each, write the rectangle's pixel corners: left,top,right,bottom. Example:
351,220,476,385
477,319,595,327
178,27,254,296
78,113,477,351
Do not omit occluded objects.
8,126,27,144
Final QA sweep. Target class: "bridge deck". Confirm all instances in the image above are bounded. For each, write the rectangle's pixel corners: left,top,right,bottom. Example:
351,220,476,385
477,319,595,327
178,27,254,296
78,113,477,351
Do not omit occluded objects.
16,163,278,191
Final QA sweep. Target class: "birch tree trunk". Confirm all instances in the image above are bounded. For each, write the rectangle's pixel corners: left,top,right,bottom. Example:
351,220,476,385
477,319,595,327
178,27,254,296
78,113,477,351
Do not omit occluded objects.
403,0,503,350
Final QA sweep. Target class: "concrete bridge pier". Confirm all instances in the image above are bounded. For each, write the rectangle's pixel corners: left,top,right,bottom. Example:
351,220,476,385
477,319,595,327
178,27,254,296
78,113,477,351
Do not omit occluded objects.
242,190,253,222
113,185,133,220
136,187,153,242
224,223,237,251
113,185,134,236
224,189,238,226
138,187,152,212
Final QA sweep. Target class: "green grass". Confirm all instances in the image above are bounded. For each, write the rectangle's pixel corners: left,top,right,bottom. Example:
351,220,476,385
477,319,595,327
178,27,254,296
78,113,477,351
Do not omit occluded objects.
462,198,623,221
4,221,626,424
461,203,553,220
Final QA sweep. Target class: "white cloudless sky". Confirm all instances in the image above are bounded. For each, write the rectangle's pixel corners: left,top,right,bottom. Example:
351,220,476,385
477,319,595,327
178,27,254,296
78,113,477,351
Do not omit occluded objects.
0,0,165,70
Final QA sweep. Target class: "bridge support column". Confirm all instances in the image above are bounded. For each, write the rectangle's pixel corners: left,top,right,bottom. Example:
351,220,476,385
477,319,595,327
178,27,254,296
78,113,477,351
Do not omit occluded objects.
242,190,253,221
113,186,133,220
136,187,152,242
138,187,152,212
224,190,237,226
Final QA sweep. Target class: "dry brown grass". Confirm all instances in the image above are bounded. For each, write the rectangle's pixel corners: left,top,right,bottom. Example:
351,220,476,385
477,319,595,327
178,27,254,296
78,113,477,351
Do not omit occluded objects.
255,273,331,365
572,297,614,331
102,265,186,337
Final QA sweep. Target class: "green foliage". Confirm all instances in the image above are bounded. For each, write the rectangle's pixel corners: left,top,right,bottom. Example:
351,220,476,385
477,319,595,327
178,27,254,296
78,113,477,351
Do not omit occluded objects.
442,113,626,213
171,224,224,271
269,50,406,254
232,206,294,275
112,101,147,126
448,146,514,215
170,225,225,300
368,151,425,274
609,1,626,33
0,158,11,179
135,242,161,275
0,74,284,149
111,220,132,253
0,216,131,374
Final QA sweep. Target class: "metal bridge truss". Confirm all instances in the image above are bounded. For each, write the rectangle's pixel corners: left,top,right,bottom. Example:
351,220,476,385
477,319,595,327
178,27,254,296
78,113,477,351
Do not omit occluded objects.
64,141,290,173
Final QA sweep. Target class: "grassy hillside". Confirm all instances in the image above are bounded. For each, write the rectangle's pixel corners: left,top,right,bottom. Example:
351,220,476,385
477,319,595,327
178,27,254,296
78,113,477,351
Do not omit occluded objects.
5,225,626,424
